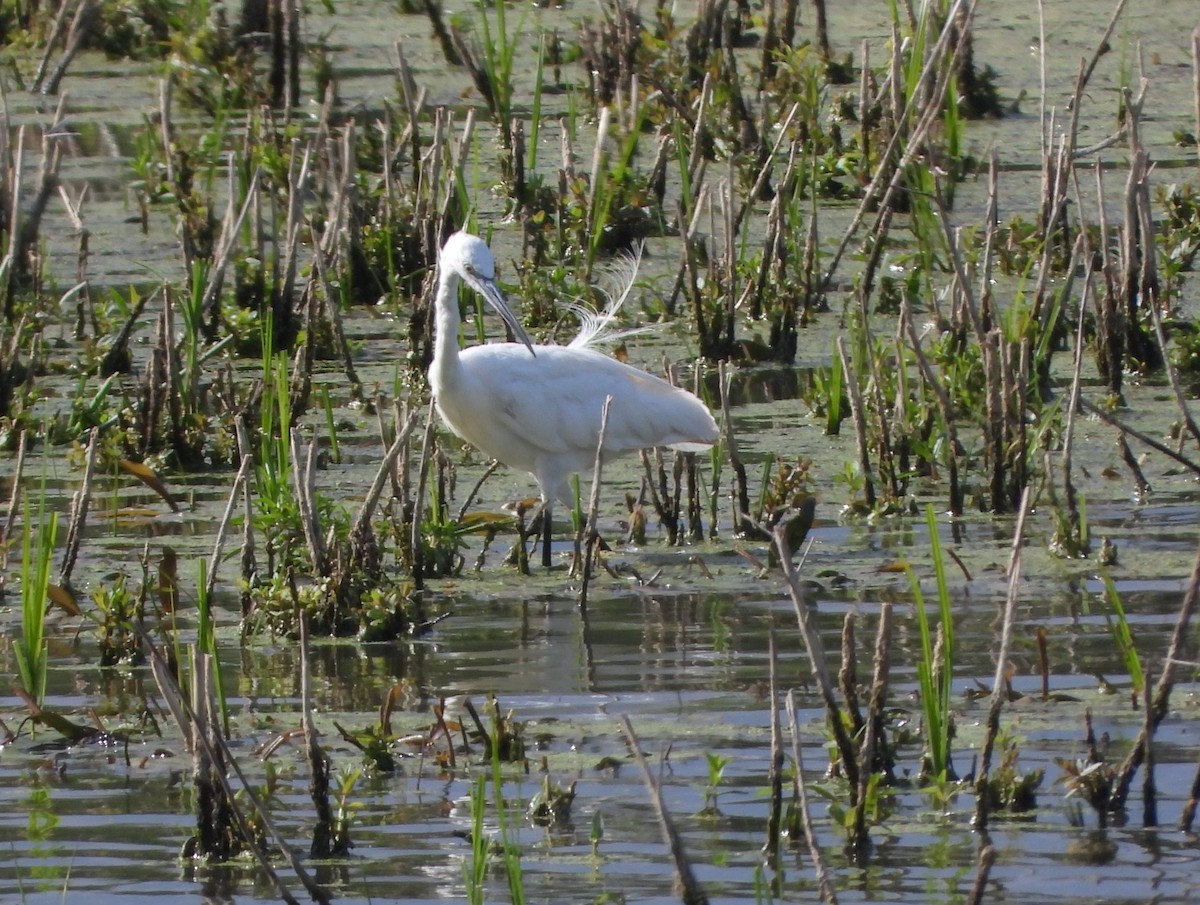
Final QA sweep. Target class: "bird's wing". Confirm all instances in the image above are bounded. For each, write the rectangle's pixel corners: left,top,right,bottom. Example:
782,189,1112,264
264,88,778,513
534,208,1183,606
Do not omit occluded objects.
461,345,717,458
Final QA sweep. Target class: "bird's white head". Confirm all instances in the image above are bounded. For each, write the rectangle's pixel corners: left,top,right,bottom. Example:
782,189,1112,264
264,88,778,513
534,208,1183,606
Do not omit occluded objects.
442,231,497,282
439,231,535,355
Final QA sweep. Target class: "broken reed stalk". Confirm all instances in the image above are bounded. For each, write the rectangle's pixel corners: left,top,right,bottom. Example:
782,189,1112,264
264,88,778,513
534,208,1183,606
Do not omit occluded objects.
774,528,859,790
301,611,347,857
356,411,420,532
1142,669,1156,826
1149,302,1200,453
853,602,892,852
40,0,99,96
763,628,784,865
1079,398,1200,478
1107,536,1200,812
785,689,839,905
836,337,875,510
310,233,363,402
58,425,99,591
199,167,261,330
902,304,962,514
1194,27,1200,175
822,0,976,287
0,429,28,576
967,844,996,905
1,126,26,311
578,396,613,608
618,715,710,905
718,362,752,534
1181,745,1200,831
973,485,1031,830
409,400,439,587
235,418,259,617
205,456,252,602
1060,276,1091,544
839,614,863,736
30,0,76,91
138,622,330,903
290,430,327,576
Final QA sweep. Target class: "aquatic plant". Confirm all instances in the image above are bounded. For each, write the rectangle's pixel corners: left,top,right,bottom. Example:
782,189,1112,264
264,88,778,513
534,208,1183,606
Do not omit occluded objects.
15,499,57,707
908,506,956,783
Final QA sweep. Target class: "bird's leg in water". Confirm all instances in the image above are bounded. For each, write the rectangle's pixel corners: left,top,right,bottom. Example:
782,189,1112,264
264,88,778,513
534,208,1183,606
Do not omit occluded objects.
541,502,553,568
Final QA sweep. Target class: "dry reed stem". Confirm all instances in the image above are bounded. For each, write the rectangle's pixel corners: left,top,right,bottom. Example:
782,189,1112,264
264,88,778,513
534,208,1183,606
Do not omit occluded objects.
57,425,98,591
854,602,892,850
822,0,975,287
967,843,995,905
139,622,328,904
301,612,343,856
1181,745,1200,831
718,362,752,534
1079,398,1200,478
578,396,613,605
763,628,784,863
902,304,960,511
1118,434,1151,496
0,429,27,575
1,126,25,307
1061,271,1092,540
1109,537,1200,811
618,715,710,905
1142,670,1156,826
1080,0,1134,91
836,336,875,510
1148,302,1200,454
40,0,97,95
31,0,76,90
839,614,862,735
206,456,252,602
410,400,439,585
973,486,1031,829
775,527,859,789
1193,28,1200,174
785,689,839,905
290,430,327,576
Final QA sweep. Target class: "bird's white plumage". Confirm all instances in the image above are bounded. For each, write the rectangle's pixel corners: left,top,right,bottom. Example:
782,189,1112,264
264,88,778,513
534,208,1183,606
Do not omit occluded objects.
429,231,719,560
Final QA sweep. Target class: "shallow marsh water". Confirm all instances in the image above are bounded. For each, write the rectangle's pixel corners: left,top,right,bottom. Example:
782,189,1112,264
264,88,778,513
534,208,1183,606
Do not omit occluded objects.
3,1,1200,903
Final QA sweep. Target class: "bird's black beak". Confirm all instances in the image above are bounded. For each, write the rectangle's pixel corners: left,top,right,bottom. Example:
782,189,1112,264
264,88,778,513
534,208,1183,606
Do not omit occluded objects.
473,275,536,357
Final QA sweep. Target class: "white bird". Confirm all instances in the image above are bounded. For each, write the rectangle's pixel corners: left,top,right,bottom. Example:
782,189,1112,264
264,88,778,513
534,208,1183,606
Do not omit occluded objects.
428,231,720,567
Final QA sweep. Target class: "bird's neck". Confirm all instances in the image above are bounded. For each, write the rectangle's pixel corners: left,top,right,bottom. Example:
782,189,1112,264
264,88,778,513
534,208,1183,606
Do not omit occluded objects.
431,269,462,390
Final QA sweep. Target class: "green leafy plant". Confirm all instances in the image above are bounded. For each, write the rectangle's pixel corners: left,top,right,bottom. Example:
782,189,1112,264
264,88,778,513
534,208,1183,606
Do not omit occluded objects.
15,500,58,707
907,506,955,783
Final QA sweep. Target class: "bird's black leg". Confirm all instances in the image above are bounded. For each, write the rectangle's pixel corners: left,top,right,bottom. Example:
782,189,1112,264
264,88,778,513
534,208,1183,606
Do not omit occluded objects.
541,502,552,568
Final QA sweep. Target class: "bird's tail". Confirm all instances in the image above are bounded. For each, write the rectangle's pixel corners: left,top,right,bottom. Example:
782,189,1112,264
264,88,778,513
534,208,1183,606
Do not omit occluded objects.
567,242,651,350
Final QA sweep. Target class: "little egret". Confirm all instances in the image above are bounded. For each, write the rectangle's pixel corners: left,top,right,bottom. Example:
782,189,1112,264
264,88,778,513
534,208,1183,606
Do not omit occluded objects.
428,231,720,567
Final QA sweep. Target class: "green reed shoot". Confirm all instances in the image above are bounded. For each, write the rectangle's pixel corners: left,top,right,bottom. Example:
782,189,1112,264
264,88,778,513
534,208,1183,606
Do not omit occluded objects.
16,501,58,707
907,505,955,781
195,558,230,736
321,385,341,465
824,343,843,434
1101,573,1144,694
528,34,546,174
476,0,519,143
465,772,488,905
489,718,526,905
253,319,304,571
